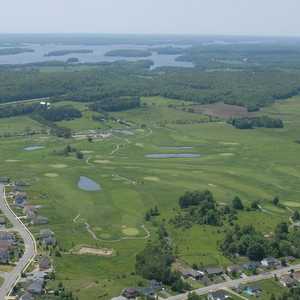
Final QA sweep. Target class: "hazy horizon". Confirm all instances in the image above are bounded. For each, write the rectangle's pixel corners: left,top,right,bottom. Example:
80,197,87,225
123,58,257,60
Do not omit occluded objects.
0,0,299,37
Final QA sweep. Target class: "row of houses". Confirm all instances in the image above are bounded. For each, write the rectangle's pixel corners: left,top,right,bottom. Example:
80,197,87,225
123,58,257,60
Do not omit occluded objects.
179,256,295,283
10,185,49,225
0,231,16,264
18,255,53,299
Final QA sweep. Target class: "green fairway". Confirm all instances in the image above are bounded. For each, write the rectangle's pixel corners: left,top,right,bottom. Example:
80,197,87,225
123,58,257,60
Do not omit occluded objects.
0,96,300,299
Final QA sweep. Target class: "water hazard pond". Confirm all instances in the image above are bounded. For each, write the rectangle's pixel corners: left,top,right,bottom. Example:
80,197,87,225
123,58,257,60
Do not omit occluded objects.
78,176,101,192
24,145,45,151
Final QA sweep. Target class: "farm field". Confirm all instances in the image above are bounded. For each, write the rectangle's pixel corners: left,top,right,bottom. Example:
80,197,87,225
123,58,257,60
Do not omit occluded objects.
0,95,300,299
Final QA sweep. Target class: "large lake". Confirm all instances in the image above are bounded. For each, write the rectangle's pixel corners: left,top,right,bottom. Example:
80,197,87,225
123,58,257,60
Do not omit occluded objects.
0,44,194,69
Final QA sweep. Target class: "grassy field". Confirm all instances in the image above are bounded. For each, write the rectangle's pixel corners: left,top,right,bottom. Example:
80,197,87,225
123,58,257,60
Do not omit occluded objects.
0,96,300,299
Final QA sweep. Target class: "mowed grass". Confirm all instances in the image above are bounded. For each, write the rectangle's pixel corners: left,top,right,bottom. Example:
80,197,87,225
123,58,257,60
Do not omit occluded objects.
0,96,299,298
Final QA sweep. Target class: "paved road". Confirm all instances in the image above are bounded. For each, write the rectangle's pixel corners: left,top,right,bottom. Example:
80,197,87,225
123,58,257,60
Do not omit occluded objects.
167,264,300,300
0,184,37,299
0,97,49,107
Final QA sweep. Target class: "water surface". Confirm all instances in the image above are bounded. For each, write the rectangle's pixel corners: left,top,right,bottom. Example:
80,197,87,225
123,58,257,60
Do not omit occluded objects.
0,44,194,69
78,176,101,191
24,145,45,151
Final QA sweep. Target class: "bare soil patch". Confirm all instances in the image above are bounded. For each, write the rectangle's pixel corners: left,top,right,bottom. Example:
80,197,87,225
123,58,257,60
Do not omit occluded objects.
74,246,114,256
191,103,256,119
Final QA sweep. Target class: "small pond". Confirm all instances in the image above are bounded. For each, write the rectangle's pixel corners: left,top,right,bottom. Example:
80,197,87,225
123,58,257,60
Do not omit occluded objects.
78,176,101,191
24,145,45,151
145,153,200,159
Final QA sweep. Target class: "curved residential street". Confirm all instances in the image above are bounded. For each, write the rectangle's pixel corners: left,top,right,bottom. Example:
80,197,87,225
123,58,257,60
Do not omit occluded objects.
0,184,37,299
167,264,300,300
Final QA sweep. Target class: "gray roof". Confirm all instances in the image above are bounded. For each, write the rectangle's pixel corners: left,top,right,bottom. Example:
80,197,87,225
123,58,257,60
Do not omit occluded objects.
206,267,224,275
39,228,54,237
27,279,44,294
209,290,229,300
20,293,34,300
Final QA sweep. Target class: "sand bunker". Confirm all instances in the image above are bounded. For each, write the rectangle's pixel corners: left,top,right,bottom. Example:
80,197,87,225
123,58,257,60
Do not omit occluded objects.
76,246,113,256
143,176,160,182
50,164,67,169
44,173,59,178
94,160,111,164
122,227,140,236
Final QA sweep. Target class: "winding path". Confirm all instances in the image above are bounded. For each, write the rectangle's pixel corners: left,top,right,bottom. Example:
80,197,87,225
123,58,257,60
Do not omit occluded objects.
0,184,37,299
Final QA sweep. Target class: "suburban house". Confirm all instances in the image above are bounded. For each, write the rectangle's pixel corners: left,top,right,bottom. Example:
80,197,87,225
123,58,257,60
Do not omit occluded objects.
149,279,162,290
242,261,260,271
19,293,34,300
0,177,10,184
279,275,297,287
15,192,28,207
39,229,56,246
39,256,51,271
111,296,127,300
39,229,54,239
0,216,6,226
207,290,230,300
243,286,261,296
205,267,224,277
0,231,15,243
32,215,49,225
293,271,300,282
0,248,9,263
181,267,204,280
23,205,37,220
226,265,242,274
122,288,139,299
261,257,280,268
138,287,156,299
27,279,44,295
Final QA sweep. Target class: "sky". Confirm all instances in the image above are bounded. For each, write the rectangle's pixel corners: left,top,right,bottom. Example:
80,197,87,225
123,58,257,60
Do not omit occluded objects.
0,0,299,36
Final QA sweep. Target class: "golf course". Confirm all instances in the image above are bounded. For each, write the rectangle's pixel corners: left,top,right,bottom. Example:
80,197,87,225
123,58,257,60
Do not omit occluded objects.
0,94,299,299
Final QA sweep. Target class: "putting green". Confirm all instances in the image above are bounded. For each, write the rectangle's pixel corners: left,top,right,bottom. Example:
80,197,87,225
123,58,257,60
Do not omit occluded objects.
283,201,300,208
44,173,59,178
219,153,234,156
50,164,68,169
122,227,140,236
143,176,160,182
94,160,111,164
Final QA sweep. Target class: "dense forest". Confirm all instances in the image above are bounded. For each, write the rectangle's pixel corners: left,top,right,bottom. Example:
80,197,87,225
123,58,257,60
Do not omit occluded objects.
1,42,300,110
229,116,284,129
38,105,82,121
89,97,140,112
44,49,93,57
0,62,299,109
136,225,190,292
221,223,300,261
